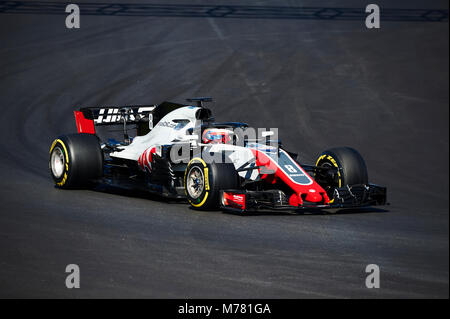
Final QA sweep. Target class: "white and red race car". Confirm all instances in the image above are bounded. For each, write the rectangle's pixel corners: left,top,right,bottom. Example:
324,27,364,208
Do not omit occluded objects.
49,98,386,213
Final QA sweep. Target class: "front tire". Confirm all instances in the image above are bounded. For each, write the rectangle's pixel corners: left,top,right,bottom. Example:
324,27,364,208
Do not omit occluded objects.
184,158,239,210
49,134,103,188
315,147,368,199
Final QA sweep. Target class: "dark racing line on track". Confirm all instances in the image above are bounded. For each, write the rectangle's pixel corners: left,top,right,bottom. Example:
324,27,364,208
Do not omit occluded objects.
0,0,448,298
0,1,448,22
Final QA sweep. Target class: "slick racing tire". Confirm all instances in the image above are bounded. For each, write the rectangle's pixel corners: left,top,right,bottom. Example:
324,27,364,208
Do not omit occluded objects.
315,147,368,200
49,134,103,189
184,158,239,210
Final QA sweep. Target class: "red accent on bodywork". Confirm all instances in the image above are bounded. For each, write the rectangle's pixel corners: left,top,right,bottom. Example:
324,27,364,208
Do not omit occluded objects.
223,192,246,210
74,111,96,134
289,193,300,206
138,147,156,172
305,191,322,202
250,149,329,206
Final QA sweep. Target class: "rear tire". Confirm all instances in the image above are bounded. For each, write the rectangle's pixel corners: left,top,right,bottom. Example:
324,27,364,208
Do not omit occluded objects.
315,147,368,198
49,134,103,188
184,158,239,210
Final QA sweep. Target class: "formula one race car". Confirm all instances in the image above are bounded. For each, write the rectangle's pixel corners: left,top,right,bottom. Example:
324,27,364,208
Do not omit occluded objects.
49,98,386,213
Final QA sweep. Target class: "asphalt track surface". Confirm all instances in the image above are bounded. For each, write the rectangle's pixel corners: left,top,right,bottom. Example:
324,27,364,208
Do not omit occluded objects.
0,0,448,298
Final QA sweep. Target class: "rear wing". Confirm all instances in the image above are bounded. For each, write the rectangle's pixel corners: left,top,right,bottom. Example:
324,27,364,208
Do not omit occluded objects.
74,101,187,135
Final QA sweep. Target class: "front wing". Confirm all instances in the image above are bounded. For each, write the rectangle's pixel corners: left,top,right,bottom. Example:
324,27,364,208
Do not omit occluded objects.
220,184,387,213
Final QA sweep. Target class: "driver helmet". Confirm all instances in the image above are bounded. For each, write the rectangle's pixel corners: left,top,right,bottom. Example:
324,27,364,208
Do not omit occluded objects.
202,128,234,144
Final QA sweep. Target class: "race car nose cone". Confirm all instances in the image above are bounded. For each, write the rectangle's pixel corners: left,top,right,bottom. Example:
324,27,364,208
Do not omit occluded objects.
305,190,322,203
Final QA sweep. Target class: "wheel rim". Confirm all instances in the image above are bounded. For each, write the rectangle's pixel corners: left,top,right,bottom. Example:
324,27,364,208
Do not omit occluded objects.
186,166,205,199
51,146,65,178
